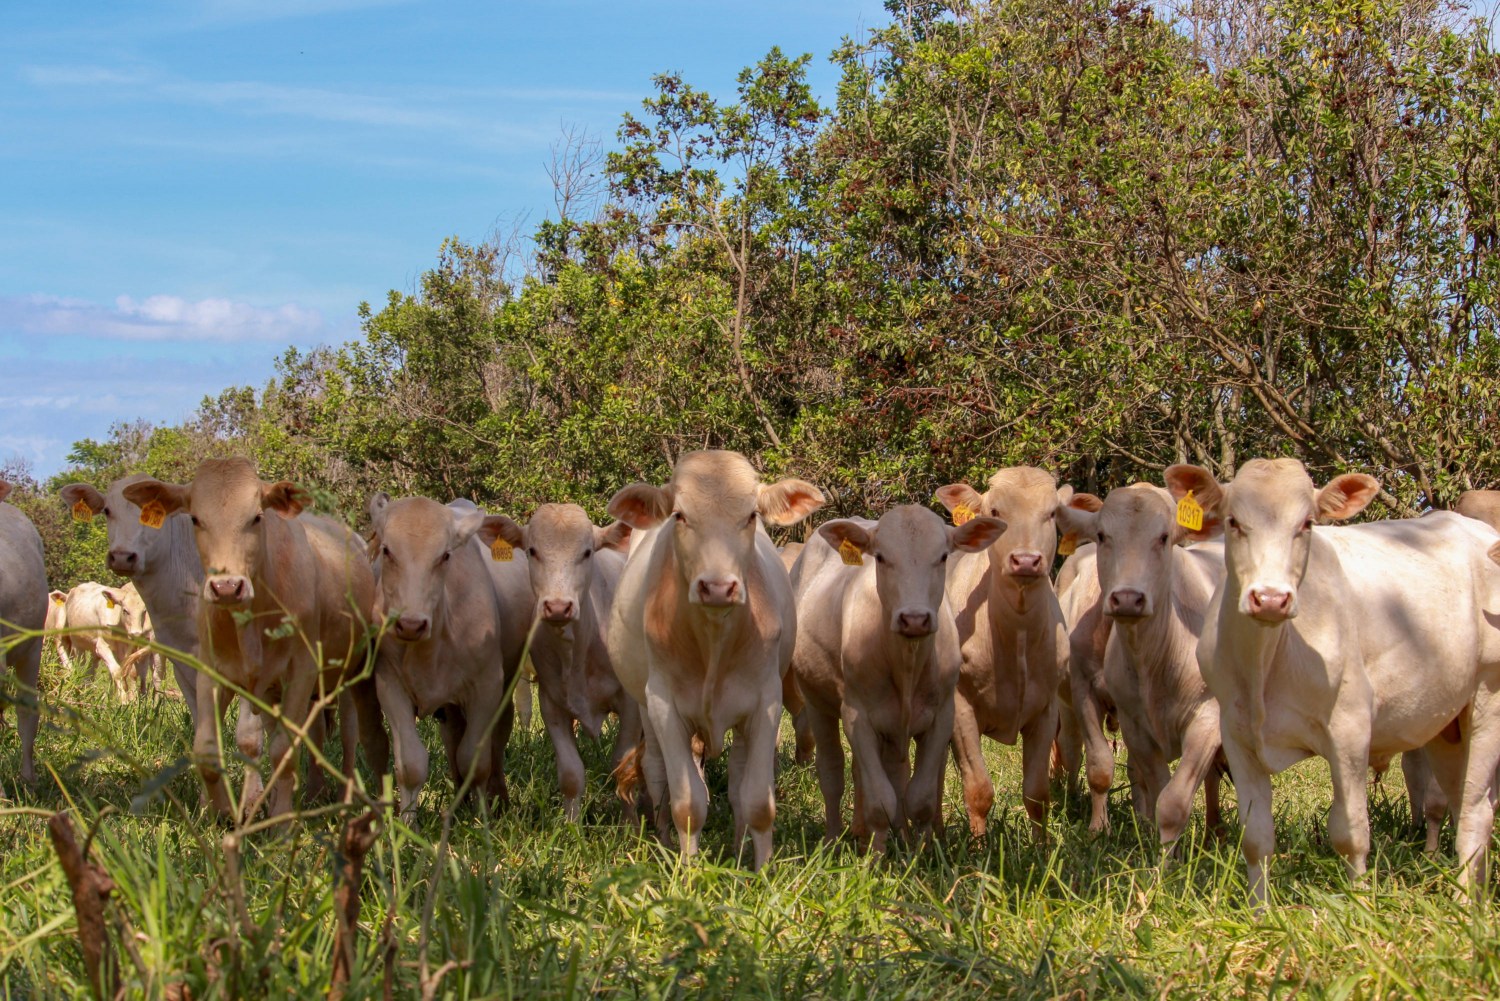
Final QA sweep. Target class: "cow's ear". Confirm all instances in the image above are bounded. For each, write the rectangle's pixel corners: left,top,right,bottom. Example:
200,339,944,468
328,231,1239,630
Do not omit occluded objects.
262,481,310,518
122,478,189,516
49,590,67,605
951,515,1006,553
1164,465,1224,515
759,478,826,526
368,492,391,529
1057,497,1101,544
60,483,106,516
475,515,525,551
595,521,633,553
935,484,984,522
449,506,489,547
817,519,873,558
1316,473,1380,523
607,484,674,530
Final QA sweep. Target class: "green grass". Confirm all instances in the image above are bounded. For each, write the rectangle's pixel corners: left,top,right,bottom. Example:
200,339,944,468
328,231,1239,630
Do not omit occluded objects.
2,656,1499,999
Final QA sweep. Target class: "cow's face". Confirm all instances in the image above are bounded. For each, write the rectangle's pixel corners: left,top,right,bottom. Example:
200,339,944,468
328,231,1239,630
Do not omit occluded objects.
486,504,629,627
370,495,482,643
1060,484,1213,620
62,475,181,578
123,457,307,609
820,506,1005,637
609,450,823,612
937,467,1076,586
1166,460,1378,624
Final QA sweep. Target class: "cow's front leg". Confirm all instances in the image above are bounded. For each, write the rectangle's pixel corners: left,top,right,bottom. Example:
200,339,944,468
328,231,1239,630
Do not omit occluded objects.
1326,741,1372,885
1455,694,1500,895
194,677,235,816
737,674,782,870
950,692,994,837
1019,703,1058,841
266,665,318,818
541,690,586,822
843,702,897,854
807,700,845,842
376,672,426,819
1157,711,1222,849
235,699,266,820
647,678,708,859
97,640,135,704
609,697,645,825
908,697,955,844
456,688,503,808
1220,733,1276,910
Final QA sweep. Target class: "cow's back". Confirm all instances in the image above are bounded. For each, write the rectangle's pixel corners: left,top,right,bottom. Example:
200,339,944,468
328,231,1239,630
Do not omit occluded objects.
0,505,46,639
790,521,866,699
1317,514,1500,749
300,514,378,665
608,522,668,703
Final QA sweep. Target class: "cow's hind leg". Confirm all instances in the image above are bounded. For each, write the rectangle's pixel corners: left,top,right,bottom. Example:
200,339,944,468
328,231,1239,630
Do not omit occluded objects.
950,694,994,837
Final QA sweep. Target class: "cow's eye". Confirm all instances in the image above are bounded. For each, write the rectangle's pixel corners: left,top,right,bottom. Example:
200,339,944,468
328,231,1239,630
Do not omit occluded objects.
190,515,200,527
1300,519,1314,534
381,545,391,559
527,547,538,559
441,551,451,562
1227,517,1240,531
252,513,262,526
673,512,686,525
874,553,885,564
939,552,948,563
581,548,592,561
102,507,110,517
1097,532,1108,545
1159,534,1170,546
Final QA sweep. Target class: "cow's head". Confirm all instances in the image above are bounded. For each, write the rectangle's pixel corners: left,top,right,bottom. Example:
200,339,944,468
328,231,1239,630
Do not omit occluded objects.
62,474,186,578
1166,459,1378,624
369,493,502,643
818,505,1005,638
123,457,309,609
608,450,824,610
937,467,1086,585
1058,482,1217,620
478,503,630,627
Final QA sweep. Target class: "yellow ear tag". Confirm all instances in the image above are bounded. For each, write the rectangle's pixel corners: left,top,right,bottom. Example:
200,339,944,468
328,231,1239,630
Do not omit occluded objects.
1058,532,1078,557
1177,492,1204,532
52,594,65,606
838,539,864,566
71,499,93,522
952,503,976,526
105,596,116,610
139,500,166,529
490,537,514,562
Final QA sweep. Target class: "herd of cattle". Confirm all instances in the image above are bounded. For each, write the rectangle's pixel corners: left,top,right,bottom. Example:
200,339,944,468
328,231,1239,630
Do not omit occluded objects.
2,452,1500,907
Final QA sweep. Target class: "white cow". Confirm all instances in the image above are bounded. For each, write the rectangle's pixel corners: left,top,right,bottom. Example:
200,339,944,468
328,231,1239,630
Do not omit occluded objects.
0,481,47,790
1169,459,1500,904
55,581,151,702
792,505,1004,851
607,450,824,869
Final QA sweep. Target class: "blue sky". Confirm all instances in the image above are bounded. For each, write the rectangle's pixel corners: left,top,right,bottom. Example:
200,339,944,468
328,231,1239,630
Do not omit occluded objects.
0,0,887,476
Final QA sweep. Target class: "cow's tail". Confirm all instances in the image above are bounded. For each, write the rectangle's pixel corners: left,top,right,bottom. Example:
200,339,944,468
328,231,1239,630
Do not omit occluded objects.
613,738,645,805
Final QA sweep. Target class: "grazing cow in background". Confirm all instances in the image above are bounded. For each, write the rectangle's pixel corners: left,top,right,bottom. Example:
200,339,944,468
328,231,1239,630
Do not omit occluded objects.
935,468,1090,838
0,481,47,791
480,504,636,821
1058,483,1227,847
1054,542,1120,832
125,459,388,818
368,493,513,816
61,477,210,727
1169,460,1500,905
608,450,824,868
55,582,151,702
792,506,1005,851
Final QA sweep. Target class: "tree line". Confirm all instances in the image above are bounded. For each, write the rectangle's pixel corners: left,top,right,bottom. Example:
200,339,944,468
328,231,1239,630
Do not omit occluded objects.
16,0,1499,590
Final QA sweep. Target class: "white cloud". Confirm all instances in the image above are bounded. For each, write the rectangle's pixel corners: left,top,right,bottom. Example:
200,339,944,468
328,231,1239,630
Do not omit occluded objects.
1,293,330,343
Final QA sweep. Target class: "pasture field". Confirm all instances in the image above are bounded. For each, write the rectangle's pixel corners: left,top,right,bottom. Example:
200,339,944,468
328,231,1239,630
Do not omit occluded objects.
1,656,1499,999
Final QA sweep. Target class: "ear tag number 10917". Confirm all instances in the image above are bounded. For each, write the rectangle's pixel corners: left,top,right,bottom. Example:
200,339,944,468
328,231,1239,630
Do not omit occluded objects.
1176,491,1204,532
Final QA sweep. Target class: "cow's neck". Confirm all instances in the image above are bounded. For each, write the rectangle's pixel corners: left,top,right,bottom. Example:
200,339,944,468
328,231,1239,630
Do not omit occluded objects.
985,557,1048,627
883,628,934,743
135,515,201,622
1216,561,1288,764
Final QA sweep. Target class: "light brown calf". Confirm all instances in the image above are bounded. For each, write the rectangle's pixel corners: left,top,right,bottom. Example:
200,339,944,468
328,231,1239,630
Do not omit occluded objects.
607,450,824,868
792,506,1004,851
369,493,513,816
125,458,388,818
1058,483,1226,847
482,503,638,821
936,468,1084,838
